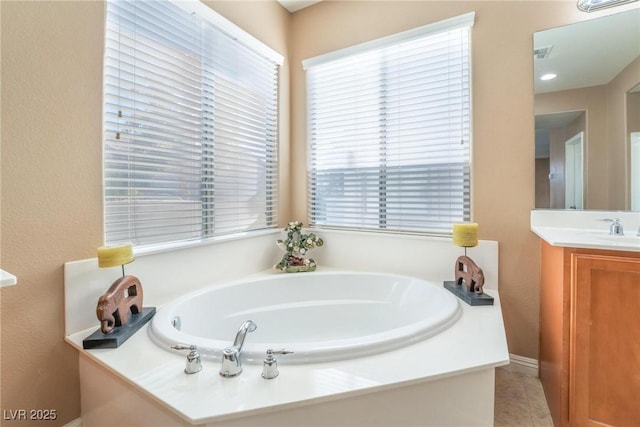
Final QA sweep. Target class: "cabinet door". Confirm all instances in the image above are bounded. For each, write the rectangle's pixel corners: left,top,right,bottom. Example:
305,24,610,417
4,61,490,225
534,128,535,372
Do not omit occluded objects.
571,253,640,426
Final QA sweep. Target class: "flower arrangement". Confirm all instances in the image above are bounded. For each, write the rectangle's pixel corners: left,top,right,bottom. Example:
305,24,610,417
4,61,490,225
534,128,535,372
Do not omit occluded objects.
274,221,324,273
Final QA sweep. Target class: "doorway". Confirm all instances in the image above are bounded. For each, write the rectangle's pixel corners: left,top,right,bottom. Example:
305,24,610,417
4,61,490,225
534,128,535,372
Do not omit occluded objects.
565,132,584,209
632,132,640,211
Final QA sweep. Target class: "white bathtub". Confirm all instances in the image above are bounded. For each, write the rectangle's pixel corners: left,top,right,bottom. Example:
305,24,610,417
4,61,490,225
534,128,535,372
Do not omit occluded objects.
66,232,506,426
150,271,461,364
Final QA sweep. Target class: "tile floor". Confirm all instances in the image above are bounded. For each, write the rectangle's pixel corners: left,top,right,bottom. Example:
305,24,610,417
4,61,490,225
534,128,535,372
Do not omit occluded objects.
494,367,553,427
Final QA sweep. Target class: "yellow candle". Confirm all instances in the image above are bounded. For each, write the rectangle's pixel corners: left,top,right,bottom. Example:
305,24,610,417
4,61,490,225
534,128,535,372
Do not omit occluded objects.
97,243,134,268
452,223,478,247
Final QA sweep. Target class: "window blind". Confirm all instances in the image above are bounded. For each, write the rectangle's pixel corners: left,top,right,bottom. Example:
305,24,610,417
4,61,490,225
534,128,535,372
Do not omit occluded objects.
104,0,280,247
305,13,473,234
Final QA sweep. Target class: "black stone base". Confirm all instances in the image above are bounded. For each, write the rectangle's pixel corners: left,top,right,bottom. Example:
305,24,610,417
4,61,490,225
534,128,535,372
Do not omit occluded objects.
83,307,156,349
443,281,494,306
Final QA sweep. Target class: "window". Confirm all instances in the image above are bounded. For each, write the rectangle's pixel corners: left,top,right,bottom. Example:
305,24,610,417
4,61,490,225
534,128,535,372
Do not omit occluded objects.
103,0,281,247
304,13,474,234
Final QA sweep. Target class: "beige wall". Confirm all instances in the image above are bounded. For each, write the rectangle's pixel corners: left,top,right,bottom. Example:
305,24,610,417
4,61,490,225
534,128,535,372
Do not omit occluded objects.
535,158,550,209
2,3,104,424
608,56,640,209
0,1,289,425
289,1,636,363
629,91,640,134
1,0,635,424
545,113,586,209
536,85,609,209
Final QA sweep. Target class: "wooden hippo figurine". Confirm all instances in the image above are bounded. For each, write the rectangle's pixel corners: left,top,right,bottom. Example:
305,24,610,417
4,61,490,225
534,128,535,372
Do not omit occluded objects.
96,275,143,334
454,256,485,295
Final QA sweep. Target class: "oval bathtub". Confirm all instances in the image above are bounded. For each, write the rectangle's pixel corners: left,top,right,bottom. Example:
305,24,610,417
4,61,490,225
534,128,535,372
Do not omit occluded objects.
150,271,462,364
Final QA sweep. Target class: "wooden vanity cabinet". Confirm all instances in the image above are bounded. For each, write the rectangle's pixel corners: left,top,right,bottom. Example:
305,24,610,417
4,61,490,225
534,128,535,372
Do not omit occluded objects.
539,241,640,427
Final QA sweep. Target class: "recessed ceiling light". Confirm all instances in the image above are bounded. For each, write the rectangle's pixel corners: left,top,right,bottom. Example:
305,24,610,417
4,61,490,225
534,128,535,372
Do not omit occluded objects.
541,73,557,81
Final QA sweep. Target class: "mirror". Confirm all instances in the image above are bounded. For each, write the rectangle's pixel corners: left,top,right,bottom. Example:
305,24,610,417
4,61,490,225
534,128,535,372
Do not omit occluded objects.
629,83,640,210
533,8,640,210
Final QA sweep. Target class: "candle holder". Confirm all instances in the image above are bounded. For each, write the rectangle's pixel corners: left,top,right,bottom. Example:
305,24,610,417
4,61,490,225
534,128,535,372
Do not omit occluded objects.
83,243,156,349
443,223,494,306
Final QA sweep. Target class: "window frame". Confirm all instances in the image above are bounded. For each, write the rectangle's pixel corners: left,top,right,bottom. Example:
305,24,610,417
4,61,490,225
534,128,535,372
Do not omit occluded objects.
303,12,475,236
102,0,283,250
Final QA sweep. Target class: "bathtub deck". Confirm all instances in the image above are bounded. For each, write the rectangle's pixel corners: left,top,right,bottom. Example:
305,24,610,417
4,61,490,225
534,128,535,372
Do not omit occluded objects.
65,233,504,426
66,288,508,426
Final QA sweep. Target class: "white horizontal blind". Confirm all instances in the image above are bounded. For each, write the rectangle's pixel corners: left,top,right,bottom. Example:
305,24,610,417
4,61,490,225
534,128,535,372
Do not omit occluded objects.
306,15,473,234
104,0,279,247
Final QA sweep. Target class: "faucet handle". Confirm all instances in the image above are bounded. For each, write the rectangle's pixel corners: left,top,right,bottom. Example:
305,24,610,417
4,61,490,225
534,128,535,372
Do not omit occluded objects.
171,344,202,374
262,348,293,379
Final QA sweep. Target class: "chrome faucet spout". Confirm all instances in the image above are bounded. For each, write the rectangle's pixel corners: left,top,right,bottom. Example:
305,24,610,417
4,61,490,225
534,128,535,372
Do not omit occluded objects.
232,320,257,350
220,320,257,378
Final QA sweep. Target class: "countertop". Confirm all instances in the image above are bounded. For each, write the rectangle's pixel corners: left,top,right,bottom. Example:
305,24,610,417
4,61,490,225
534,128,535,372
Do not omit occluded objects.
531,210,640,252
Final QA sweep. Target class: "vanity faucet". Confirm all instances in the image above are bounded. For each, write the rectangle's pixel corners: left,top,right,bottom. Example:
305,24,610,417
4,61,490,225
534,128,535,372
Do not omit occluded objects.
219,320,257,377
599,218,624,236
609,218,624,236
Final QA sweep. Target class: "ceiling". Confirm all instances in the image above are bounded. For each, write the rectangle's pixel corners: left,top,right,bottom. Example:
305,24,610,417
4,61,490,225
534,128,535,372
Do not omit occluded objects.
277,0,322,13
533,8,640,94
533,8,639,157
535,110,585,131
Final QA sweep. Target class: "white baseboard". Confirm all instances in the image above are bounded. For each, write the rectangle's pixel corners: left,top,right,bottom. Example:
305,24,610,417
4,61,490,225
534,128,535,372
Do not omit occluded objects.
63,418,82,427
502,353,539,377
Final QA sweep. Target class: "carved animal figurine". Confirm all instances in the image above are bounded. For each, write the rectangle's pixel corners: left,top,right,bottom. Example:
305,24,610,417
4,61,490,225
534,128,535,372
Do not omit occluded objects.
454,256,485,295
96,275,143,334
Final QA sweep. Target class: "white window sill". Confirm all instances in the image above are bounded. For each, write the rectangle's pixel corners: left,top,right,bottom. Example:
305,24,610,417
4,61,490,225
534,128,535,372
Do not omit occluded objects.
133,228,281,258
0,269,17,288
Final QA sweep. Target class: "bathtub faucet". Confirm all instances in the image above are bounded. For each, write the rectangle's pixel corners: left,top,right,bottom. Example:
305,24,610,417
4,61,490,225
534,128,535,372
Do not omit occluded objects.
219,320,257,377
